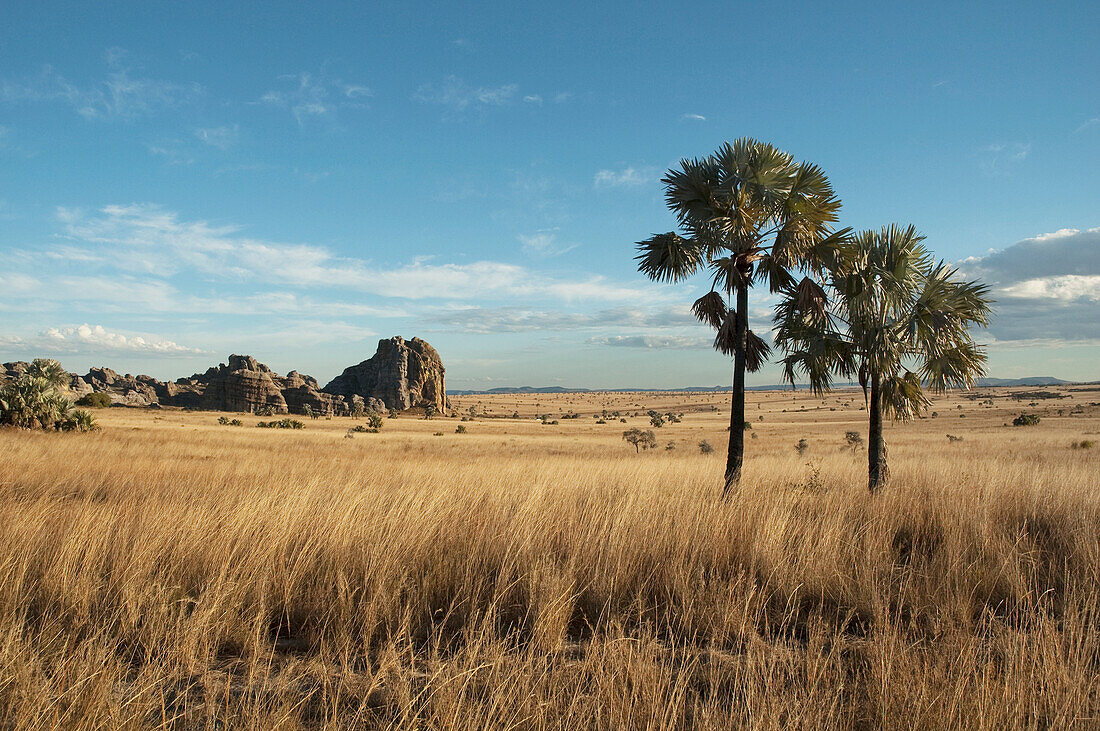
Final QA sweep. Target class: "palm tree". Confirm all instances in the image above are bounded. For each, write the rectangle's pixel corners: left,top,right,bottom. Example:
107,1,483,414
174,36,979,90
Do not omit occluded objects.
635,138,847,494
773,224,992,491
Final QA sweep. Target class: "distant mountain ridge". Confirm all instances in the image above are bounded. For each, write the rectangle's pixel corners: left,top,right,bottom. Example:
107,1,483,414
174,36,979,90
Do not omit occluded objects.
449,376,1075,395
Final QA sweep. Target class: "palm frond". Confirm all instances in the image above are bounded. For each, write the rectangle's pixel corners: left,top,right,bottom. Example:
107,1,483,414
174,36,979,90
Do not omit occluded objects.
635,232,704,282
692,291,727,330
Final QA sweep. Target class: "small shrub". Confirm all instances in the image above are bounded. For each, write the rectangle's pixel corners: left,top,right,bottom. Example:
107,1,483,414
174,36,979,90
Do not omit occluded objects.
698,440,714,454
844,431,862,449
947,434,963,443
1071,440,1094,450
795,438,809,456
76,392,112,408
596,419,606,424
665,441,675,451
931,411,939,418
257,418,304,429
432,431,443,436
455,425,467,434
255,405,277,417
1012,413,1040,427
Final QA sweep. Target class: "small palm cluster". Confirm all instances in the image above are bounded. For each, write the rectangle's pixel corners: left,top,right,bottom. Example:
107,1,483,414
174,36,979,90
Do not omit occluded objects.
0,358,98,432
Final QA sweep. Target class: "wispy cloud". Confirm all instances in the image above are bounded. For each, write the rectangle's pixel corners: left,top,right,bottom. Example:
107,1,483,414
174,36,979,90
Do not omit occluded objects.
194,125,239,149
260,72,370,124
427,304,697,334
14,203,669,306
1075,118,1100,133
523,94,543,105
414,76,517,112
680,113,706,122
0,47,202,120
594,166,657,187
593,335,712,349
519,230,578,257
979,142,1030,173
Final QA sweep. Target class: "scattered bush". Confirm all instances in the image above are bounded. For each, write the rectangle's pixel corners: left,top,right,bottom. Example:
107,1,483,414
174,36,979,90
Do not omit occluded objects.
455,425,467,434
947,434,963,443
216,416,244,426
698,440,714,454
648,411,665,428
1013,413,1041,427
1072,440,1094,450
743,421,752,431
622,428,657,453
255,405,277,417
795,438,809,456
257,418,304,429
844,431,862,449
76,392,112,408
665,441,676,451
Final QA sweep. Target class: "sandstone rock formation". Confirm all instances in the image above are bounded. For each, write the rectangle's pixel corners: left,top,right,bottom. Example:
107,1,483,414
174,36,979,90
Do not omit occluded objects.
323,336,446,412
4,336,447,415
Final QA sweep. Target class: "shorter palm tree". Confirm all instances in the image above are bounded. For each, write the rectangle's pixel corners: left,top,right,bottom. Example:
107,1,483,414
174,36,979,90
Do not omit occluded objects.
774,224,992,491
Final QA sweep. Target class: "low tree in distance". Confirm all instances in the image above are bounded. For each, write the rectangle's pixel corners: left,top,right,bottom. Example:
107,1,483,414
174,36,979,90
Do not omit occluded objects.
622,428,657,453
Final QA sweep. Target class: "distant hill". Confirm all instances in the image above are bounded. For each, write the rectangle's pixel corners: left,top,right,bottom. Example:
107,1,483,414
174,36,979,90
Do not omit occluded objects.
448,377,1074,395
974,376,1068,387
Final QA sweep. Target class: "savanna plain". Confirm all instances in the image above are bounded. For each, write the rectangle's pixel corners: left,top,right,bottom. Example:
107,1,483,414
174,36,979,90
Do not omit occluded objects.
2,386,1099,729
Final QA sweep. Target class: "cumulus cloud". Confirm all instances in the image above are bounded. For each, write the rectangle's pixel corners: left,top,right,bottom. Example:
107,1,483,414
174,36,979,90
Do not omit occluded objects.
1,324,205,356
0,47,202,119
960,227,1100,342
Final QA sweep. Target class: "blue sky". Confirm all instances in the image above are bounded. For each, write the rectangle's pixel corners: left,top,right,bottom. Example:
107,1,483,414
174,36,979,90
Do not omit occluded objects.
1,0,1097,388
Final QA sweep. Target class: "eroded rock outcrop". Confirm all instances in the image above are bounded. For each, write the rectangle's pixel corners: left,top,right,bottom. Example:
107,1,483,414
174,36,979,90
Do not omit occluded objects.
323,336,446,412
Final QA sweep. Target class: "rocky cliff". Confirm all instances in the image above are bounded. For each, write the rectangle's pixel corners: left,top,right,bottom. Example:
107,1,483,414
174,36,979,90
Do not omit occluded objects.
323,336,446,412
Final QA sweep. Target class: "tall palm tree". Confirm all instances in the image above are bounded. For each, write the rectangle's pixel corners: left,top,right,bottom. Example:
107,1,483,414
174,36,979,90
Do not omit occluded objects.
635,138,847,494
774,224,992,491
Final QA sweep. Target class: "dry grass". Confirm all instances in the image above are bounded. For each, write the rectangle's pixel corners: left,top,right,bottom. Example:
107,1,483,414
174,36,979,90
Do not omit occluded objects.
1,386,1099,728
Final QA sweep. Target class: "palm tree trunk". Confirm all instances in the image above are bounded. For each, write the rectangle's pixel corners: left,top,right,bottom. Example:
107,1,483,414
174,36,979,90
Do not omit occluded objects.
724,284,749,496
868,372,888,492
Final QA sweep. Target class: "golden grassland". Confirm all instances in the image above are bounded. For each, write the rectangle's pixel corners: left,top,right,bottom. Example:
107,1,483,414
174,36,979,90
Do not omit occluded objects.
1,385,1099,729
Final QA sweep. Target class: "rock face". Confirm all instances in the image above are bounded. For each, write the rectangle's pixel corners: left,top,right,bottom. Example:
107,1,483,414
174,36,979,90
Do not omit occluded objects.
4,337,447,415
323,336,446,412
197,355,288,414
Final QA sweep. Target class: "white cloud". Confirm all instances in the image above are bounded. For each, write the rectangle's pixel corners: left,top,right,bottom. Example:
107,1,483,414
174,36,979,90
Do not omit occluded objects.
959,226,1100,342
414,76,517,112
680,113,706,122
260,72,369,124
1075,118,1099,133
193,125,239,149
6,324,206,355
519,230,578,257
593,166,656,187
15,203,670,306
1000,275,1100,301
0,48,202,119
595,335,711,349
523,94,543,105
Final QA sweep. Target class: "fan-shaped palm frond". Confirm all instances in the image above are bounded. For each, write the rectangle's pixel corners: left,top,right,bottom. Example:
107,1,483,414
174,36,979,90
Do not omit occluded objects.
635,232,704,283
692,291,727,330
